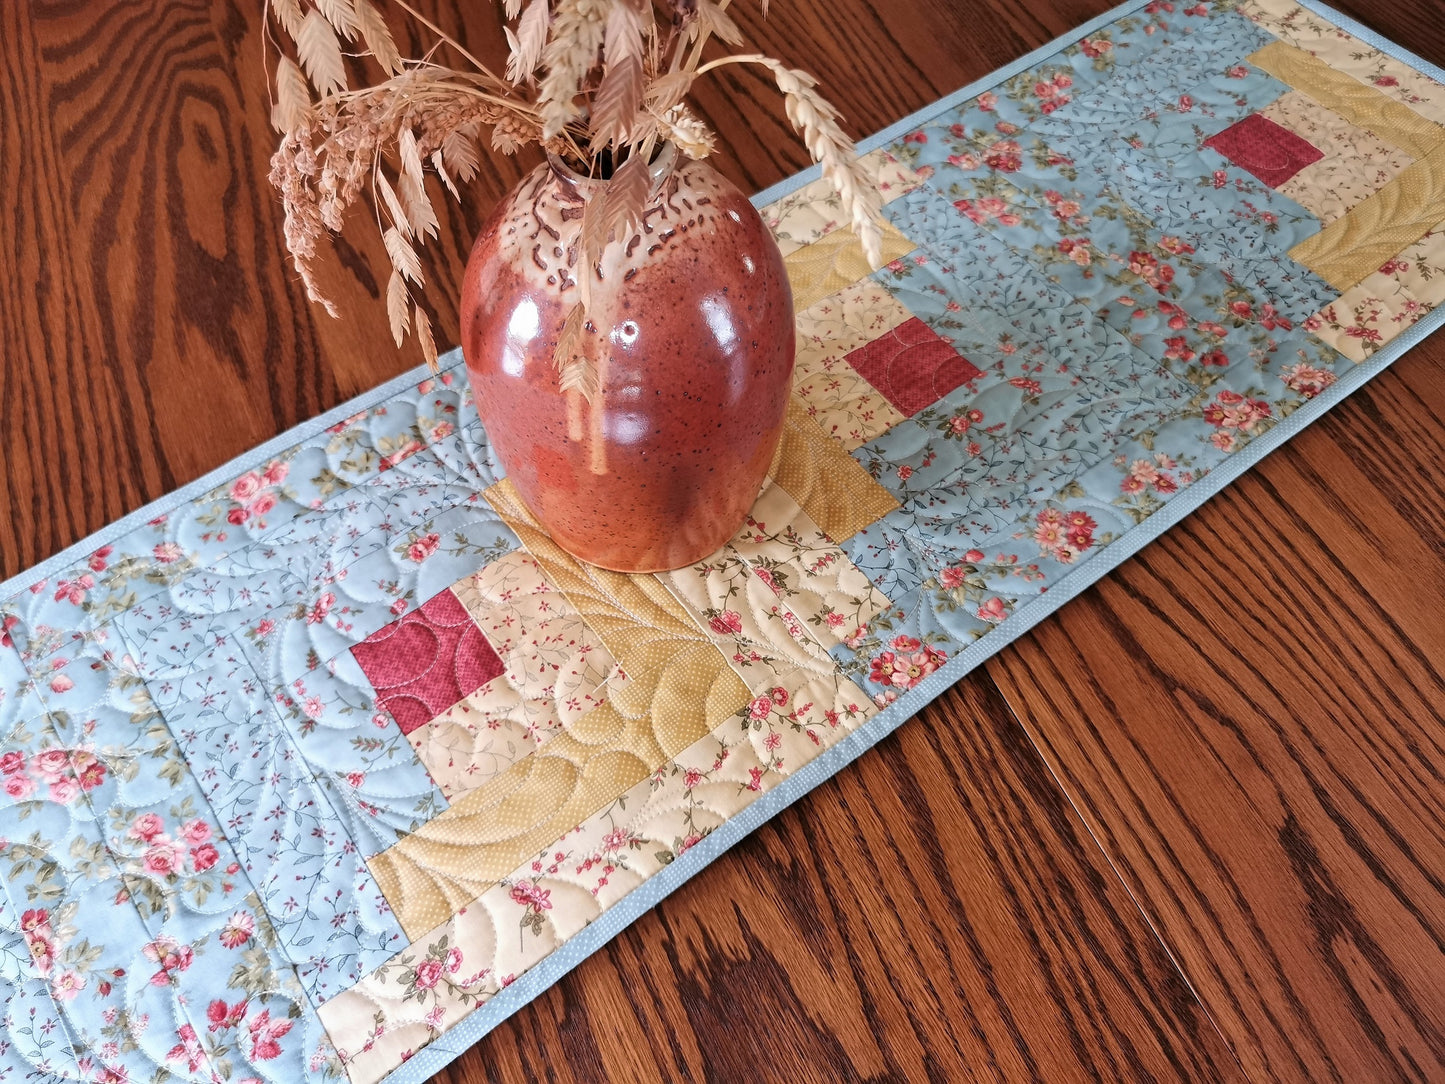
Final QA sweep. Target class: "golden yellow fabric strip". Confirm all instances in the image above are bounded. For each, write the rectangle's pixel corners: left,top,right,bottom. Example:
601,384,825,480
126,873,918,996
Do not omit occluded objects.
1288,142,1445,290
769,397,900,543
783,218,916,311
368,480,750,938
1247,40,1445,160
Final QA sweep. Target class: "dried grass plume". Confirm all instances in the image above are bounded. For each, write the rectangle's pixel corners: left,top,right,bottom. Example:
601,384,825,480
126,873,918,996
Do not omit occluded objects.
265,0,884,370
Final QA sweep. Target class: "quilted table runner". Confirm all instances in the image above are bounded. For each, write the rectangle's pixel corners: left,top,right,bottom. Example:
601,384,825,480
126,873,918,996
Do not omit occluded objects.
4,1,1444,1081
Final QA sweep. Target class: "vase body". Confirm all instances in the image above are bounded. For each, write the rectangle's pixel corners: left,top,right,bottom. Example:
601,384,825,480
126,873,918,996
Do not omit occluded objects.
460,145,794,573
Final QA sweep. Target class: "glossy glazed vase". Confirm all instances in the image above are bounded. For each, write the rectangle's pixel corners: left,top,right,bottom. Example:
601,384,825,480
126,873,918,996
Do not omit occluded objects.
459,144,794,573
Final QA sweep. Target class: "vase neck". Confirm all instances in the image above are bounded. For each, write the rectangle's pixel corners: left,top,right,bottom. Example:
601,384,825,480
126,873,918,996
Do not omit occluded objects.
544,143,680,203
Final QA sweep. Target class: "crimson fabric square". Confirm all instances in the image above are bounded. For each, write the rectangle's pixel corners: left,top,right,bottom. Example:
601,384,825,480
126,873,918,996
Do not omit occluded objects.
351,590,504,734
843,316,985,417
1202,113,1324,189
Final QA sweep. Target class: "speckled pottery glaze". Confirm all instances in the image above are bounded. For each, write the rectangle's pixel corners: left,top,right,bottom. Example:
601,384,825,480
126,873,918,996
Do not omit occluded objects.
460,143,795,573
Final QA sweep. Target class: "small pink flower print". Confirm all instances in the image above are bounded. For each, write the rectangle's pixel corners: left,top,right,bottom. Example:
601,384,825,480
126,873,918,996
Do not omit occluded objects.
1177,94,1193,112
53,575,94,605
431,422,456,442
407,533,441,562
51,969,85,1001
903,131,927,144
248,493,277,518
72,751,106,791
510,880,553,913
346,771,365,787
246,1009,294,1061
770,686,789,706
1282,363,1336,398
230,473,262,502
219,911,256,949
390,597,408,615
1373,74,1399,87
144,839,186,877
208,998,248,1031
5,773,36,800
965,549,986,563
1080,37,1112,58
1230,300,1252,318
166,1024,207,1073
153,542,183,563
129,811,166,842
984,139,1022,172
88,545,113,572
1034,80,1056,100
445,947,464,974
0,614,16,649
49,673,75,694
683,768,703,788
753,567,778,593
32,749,71,782
227,506,251,526
868,643,948,689
977,597,1009,623
49,775,84,804
1259,303,1292,331
1009,377,1043,395
978,91,998,111
303,697,323,719
749,696,772,720
181,819,211,845
1053,72,1072,89
1226,65,1248,78
261,460,289,486
306,592,335,625
1200,350,1229,367
708,611,743,636
896,464,914,481
1212,170,1228,189
746,766,765,791
190,844,219,873
0,751,24,775
254,618,275,637
144,937,195,984
825,612,846,628
1164,336,1196,362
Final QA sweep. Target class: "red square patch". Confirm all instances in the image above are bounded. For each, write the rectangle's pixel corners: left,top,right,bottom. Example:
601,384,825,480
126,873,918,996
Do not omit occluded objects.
351,590,504,734
843,317,984,417
1202,113,1324,189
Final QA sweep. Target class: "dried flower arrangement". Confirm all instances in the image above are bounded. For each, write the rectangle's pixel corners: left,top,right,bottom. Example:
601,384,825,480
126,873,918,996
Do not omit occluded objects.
265,0,883,370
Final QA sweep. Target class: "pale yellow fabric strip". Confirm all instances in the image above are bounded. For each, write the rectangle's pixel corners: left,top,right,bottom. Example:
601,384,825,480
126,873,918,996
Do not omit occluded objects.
1247,40,1445,160
1288,142,1445,290
783,217,917,312
769,397,900,543
367,480,751,938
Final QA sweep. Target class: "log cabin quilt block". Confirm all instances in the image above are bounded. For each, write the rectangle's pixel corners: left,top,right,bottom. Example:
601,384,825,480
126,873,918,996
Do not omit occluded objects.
2,2,1445,1082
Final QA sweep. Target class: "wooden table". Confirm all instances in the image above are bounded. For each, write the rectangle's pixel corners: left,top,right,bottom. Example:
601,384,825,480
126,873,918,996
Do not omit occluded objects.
5,1,1445,1079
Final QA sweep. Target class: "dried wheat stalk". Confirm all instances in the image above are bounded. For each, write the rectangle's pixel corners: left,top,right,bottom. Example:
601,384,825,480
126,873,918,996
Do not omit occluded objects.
265,0,883,376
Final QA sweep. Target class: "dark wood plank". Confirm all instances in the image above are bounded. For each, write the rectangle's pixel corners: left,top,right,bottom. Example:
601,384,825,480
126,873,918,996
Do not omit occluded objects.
437,676,1244,1084
988,339,1445,1082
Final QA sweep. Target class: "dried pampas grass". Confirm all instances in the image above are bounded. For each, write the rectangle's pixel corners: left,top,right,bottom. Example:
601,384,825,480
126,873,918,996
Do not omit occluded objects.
265,0,883,372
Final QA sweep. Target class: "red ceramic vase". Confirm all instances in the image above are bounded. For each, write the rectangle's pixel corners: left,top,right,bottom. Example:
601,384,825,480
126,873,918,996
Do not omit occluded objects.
460,144,794,573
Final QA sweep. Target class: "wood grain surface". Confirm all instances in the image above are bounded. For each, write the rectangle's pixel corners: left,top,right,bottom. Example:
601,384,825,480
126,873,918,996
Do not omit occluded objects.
3,0,1445,1081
